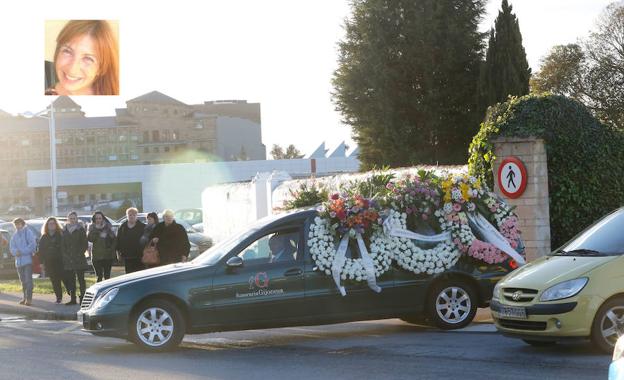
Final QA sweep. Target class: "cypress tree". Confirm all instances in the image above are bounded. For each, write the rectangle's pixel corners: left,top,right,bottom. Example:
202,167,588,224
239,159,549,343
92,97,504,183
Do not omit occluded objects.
479,0,531,111
333,0,486,168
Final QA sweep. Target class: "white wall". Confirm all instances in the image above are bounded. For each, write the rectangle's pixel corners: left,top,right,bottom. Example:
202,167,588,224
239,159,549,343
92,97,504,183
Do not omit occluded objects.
27,157,360,214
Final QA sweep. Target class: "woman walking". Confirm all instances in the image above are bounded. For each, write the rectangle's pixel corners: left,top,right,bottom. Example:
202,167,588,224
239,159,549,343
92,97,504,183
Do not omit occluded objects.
139,212,159,248
62,211,89,305
150,209,190,265
116,207,145,273
88,211,116,282
38,217,65,304
9,218,37,306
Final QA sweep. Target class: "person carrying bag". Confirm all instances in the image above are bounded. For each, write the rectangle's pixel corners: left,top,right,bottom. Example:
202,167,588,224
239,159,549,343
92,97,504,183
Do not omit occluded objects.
142,240,160,266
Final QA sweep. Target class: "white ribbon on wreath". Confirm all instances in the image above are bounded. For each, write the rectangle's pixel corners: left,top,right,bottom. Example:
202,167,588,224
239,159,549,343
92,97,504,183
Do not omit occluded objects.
333,232,382,296
467,212,526,265
308,217,392,297
382,216,451,243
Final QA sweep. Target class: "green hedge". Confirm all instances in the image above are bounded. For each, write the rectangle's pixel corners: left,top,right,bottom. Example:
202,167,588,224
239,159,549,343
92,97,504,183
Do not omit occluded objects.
468,94,624,248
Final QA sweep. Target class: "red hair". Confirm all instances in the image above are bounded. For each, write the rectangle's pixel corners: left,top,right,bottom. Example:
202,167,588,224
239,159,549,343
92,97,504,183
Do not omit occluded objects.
54,20,119,95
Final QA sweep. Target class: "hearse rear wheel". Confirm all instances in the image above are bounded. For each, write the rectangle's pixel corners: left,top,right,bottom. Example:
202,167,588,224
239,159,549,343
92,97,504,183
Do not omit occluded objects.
427,280,477,330
129,299,186,351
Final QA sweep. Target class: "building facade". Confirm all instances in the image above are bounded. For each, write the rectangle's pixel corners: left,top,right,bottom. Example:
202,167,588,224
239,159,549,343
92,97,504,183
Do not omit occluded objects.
0,91,265,215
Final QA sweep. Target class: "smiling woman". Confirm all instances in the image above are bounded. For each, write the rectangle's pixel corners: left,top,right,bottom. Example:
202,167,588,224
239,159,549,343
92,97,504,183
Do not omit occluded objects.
44,20,119,96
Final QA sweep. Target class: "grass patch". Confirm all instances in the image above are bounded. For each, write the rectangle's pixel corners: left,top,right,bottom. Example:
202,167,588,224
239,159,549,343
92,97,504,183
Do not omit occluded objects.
0,267,125,295
0,276,98,295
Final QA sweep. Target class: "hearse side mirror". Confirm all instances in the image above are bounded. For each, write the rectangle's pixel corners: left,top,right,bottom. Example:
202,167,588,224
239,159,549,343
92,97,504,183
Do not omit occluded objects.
226,256,244,268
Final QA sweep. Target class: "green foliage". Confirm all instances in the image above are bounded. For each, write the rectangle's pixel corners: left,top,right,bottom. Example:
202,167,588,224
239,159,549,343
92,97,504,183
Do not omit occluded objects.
531,3,624,130
283,183,329,210
468,93,624,247
341,169,395,200
478,0,530,112
530,44,585,98
271,144,304,160
332,0,486,168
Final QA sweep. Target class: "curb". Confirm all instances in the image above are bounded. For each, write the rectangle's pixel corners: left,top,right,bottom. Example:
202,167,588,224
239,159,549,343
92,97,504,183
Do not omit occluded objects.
0,305,77,321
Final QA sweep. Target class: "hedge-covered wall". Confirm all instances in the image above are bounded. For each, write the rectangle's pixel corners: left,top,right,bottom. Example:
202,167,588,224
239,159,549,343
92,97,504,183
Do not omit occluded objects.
468,94,624,248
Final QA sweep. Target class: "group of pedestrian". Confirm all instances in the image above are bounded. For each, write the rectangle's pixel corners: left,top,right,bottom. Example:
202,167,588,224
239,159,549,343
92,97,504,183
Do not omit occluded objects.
9,207,191,307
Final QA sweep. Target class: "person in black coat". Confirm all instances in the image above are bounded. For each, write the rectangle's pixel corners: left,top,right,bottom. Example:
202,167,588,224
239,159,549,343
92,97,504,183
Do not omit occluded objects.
62,211,89,305
116,208,146,273
149,209,190,265
38,217,65,303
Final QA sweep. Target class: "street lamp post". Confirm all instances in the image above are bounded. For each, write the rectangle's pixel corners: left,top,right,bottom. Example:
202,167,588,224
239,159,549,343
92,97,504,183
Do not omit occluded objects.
21,103,58,216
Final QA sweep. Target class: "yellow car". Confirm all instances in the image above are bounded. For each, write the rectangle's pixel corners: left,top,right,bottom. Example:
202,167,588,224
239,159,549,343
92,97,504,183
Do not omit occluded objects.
491,208,624,353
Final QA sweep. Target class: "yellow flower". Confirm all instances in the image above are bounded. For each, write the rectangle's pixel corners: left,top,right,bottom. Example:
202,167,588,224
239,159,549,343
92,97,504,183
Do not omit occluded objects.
460,183,470,201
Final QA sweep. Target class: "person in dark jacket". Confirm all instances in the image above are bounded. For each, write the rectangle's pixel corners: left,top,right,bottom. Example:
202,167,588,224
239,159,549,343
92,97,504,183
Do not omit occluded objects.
139,212,159,248
88,211,116,282
62,211,89,305
116,207,145,273
38,217,65,303
150,209,190,265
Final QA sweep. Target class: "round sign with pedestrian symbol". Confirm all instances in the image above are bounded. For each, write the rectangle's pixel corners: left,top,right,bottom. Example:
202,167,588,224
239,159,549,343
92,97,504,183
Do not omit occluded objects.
498,156,527,199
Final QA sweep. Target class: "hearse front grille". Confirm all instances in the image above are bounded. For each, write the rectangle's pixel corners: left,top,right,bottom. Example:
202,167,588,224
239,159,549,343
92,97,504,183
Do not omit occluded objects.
81,291,95,310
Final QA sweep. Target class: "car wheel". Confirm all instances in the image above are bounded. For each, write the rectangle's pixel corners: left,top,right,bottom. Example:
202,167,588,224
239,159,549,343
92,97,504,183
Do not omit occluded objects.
129,299,185,351
522,339,557,347
591,296,624,354
427,280,477,330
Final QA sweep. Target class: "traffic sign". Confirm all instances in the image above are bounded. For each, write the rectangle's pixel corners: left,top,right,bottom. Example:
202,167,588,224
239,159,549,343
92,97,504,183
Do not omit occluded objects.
498,156,527,199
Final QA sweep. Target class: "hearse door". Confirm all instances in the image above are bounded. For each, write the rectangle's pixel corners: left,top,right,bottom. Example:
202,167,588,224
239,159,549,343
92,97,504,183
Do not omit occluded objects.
211,225,306,326
304,218,394,320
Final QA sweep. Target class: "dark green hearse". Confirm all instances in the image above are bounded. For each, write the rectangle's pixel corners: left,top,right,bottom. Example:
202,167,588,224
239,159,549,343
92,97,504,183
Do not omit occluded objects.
78,209,514,351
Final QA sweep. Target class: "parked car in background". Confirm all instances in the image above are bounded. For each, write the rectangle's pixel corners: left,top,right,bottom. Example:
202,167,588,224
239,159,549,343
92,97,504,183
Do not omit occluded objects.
78,208,514,351
174,208,202,226
77,215,120,235
492,207,624,353
117,213,212,258
0,229,16,279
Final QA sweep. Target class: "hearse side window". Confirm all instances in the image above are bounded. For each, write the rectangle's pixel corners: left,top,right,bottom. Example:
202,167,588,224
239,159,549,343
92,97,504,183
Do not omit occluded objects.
237,229,300,265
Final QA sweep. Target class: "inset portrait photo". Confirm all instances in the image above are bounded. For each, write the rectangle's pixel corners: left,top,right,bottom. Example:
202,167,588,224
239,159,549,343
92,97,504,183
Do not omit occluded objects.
45,20,119,96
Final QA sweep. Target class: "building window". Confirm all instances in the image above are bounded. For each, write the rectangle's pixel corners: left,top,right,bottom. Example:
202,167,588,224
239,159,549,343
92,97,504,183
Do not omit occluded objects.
143,131,149,142
164,147,170,152
154,147,160,153
152,130,160,142
144,147,149,154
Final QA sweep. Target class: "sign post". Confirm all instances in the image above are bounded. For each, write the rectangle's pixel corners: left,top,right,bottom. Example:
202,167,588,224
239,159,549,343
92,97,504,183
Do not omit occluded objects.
498,156,528,199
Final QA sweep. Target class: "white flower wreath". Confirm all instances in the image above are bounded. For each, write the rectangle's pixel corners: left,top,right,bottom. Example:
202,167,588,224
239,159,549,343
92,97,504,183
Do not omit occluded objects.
307,217,394,281
435,191,519,262
386,210,460,275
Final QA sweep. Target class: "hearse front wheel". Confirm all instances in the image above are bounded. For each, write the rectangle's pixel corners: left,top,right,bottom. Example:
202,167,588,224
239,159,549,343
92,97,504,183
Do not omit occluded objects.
129,299,186,351
427,280,477,330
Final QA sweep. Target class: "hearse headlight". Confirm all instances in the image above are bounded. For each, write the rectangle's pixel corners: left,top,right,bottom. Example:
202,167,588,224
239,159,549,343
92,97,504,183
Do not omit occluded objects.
539,278,588,302
92,288,119,310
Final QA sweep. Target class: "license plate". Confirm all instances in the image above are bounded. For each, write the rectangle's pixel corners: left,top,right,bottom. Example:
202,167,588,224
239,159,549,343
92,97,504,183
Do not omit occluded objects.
498,306,527,319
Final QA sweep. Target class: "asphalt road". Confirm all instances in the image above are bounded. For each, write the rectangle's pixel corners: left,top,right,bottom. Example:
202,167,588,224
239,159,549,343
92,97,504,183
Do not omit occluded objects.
0,314,611,380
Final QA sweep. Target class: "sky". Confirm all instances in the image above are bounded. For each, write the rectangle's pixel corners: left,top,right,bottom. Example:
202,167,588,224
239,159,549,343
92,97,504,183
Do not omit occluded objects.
0,0,616,157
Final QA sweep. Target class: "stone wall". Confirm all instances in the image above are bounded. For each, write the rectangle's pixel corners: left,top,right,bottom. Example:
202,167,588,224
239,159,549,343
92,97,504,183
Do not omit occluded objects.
492,137,551,261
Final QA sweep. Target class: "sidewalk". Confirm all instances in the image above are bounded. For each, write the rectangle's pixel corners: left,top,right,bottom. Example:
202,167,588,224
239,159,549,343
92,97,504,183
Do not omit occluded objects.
474,307,493,323
0,292,79,320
